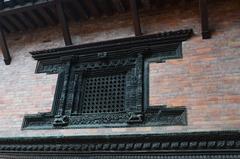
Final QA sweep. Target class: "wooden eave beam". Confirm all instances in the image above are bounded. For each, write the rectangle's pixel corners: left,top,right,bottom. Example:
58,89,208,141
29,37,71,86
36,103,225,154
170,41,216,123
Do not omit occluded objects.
0,0,56,16
7,14,27,31
0,22,10,33
199,0,211,39
129,0,142,36
64,3,81,21
140,0,151,10
37,7,56,26
95,0,113,16
46,7,59,24
83,0,100,18
25,10,45,27
55,0,72,46
70,0,88,20
112,0,126,13
0,16,17,32
0,23,11,65
17,12,36,29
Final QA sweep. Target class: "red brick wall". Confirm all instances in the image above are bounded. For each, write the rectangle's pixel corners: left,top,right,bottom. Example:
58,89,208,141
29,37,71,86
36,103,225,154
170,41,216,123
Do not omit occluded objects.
0,0,239,137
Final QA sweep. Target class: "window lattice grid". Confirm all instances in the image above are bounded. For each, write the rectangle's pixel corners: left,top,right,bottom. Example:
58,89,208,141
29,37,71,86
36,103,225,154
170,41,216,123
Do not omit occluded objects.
81,72,126,114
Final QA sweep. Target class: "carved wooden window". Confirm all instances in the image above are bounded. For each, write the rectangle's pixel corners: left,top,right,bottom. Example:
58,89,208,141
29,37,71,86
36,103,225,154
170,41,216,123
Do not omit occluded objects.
70,57,142,115
22,29,192,129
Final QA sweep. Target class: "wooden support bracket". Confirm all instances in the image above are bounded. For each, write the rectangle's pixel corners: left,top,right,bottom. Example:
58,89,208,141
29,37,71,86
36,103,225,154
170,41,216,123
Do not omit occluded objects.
55,0,72,46
129,0,142,36
0,22,11,65
199,0,211,39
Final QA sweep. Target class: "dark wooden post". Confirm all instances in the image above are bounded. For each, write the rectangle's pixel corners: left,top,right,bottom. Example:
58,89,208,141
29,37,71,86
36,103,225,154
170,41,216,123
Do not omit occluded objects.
0,23,11,65
129,0,142,36
199,0,211,39
56,0,72,45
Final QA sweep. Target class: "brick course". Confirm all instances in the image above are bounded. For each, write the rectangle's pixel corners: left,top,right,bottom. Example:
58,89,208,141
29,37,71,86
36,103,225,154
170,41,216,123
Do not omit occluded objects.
0,0,239,137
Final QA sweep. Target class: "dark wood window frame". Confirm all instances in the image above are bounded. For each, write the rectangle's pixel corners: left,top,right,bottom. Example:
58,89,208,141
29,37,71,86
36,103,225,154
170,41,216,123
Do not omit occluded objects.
22,29,193,130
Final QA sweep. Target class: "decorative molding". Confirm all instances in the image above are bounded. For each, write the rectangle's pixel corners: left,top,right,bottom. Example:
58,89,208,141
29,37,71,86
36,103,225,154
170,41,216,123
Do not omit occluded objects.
0,131,240,158
1,154,240,159
22,107,186,129
30,29,193,61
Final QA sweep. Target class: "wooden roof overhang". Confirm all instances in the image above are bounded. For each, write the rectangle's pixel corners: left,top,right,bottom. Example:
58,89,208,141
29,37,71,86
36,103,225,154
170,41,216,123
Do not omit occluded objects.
0,0,211,65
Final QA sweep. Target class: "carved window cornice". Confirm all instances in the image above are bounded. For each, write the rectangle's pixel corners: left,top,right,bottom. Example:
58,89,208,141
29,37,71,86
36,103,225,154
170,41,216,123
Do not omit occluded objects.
22,29,193,129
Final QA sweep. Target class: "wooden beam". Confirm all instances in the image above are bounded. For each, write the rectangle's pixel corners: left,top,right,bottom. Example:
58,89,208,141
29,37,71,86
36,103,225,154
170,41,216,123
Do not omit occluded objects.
55,0,72,46
140,0,151,10
0,16,17,32
199,0,211,39
0,23,11,65
32,10,48,26
17,12,36,29
37,7,56,26
70,0,88,20
47,7,59,23
129,0,142,36
7,14,27,31
64,3,81,21
95,0,113,16
61,6,75,22
0,22,10,33
0,0,55,16
25,10,45,27
83,0,100,17
112,0,126,13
